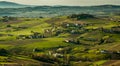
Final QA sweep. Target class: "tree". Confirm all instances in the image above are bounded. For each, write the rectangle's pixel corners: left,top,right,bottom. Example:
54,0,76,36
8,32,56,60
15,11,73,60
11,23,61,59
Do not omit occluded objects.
2,16,9,22
2,16,17,22
68,14,95,20
6,24,12,27
0,48,9,56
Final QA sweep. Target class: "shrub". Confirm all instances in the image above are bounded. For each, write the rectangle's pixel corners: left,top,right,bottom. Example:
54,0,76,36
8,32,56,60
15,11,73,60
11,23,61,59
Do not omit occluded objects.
0,48,9,56
68,14,95,20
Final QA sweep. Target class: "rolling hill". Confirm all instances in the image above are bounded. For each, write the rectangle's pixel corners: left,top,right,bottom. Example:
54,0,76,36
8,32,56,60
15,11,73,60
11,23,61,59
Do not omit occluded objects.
0,1,30,8
0,2,119,17
0,1,120,66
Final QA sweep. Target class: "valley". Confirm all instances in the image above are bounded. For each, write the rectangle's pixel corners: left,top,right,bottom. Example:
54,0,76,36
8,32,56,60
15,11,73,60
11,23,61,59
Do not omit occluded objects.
0,1,120,66
0,14,120,66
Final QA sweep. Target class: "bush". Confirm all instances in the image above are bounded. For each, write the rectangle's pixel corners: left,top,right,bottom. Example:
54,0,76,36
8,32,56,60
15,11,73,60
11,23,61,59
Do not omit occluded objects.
32,53,58,63
68,14,95,20
0,48,9,56
2,16,17,22
6,24,12,27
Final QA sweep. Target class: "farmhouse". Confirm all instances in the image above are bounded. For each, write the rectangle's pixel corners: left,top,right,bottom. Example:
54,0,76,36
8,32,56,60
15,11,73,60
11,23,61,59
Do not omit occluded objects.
48,51,63,58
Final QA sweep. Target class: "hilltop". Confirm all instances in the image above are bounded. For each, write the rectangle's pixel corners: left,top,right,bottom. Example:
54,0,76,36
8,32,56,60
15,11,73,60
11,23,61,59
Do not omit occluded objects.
0,4,119,17
0,1,30,8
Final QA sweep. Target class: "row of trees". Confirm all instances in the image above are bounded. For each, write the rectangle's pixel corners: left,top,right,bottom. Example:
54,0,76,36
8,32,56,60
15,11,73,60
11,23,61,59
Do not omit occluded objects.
0,16,17,22
68,14,95,20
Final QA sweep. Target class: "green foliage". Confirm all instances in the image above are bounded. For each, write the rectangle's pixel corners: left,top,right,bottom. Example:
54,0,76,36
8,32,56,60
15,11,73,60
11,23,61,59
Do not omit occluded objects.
68,14,95,20
0,48,9,56
1,16,17,22
0,15,119,66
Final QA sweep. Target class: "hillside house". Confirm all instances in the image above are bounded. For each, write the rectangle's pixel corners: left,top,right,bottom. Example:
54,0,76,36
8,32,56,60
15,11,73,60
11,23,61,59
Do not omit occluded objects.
48,51,63,58
100,50,109,54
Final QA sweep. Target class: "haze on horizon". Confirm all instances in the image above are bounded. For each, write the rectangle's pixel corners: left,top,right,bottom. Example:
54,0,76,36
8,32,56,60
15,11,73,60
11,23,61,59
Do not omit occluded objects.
0,0,120,6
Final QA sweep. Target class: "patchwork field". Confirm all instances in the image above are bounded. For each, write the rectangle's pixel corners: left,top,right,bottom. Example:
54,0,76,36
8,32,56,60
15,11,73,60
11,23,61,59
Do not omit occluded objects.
0,14,119,66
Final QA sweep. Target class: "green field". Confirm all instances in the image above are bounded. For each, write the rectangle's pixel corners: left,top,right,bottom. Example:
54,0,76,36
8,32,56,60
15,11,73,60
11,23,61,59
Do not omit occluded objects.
0,14,120,66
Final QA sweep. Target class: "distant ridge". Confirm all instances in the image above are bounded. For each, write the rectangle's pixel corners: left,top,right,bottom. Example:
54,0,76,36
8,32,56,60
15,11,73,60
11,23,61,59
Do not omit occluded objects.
89,5,120,8
0,1,120,8
0,1,119,17
0,1,22,5
0,1,30,8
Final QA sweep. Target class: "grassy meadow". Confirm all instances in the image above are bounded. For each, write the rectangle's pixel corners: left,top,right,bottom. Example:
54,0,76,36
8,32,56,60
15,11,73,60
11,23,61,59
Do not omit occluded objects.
0,14,120,66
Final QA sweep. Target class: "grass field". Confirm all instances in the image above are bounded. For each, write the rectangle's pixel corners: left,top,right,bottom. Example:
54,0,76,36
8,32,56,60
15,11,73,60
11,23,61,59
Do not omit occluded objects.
0,15,119,66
